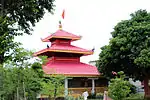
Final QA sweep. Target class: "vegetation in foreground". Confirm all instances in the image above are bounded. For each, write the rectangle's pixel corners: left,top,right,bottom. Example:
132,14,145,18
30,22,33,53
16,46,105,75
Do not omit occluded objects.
106,71,146,100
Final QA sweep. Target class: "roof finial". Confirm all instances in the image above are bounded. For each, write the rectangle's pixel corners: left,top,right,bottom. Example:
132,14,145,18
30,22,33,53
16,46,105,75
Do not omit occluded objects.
59,21,62,30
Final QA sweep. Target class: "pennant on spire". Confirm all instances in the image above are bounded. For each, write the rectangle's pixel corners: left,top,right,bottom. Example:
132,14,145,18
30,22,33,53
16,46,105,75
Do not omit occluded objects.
62,9,65,19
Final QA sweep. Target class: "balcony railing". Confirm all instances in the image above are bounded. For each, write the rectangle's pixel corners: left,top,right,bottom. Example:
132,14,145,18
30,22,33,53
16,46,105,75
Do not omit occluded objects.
68,87,107,95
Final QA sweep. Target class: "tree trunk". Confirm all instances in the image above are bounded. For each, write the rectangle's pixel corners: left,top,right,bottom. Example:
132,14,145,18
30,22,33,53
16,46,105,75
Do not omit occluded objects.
0,0,4,15
23,82,26,100
54,84,57,100
144,77,150,99
17,87,19,100
0,54,4,66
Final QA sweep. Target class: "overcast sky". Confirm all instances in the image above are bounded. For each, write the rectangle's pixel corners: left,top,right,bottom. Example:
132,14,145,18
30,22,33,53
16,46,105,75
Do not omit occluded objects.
15,0,150,64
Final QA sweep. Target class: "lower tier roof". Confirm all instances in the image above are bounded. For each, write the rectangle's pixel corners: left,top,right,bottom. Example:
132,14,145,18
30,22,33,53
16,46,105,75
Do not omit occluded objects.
43,61,100,77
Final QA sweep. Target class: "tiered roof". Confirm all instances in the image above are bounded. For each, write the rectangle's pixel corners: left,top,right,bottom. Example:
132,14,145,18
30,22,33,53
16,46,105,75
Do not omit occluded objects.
34,29,93,56
34,27,100,77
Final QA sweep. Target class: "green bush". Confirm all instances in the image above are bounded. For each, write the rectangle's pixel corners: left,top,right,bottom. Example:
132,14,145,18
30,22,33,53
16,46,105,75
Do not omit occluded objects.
65,95,84,100
95,93,103,99
65,96,75,100
108,71,131,100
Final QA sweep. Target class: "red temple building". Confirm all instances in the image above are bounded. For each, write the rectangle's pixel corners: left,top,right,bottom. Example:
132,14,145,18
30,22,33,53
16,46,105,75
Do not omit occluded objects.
34,23,107,97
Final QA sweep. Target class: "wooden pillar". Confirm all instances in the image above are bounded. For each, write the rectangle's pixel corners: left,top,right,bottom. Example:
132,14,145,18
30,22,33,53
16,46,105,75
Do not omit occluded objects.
91,79,95,94
89,78,98,94
64,78,68,96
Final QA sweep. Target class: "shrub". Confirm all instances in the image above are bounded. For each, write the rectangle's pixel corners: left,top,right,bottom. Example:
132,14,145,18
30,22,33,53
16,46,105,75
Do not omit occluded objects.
95,93,103,99
108,71,131,100
65,96,75,100
65,95,84,100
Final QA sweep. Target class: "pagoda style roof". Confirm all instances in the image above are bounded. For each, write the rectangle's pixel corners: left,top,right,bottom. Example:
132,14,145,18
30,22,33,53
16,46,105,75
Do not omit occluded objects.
43,61,100,77
33,44,93,56
42,29,81,42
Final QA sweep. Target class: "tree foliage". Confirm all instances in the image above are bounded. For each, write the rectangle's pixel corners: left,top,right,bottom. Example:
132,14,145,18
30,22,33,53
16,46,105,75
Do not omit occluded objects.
41,74,65,99
97,10,150,81
0,0,55,64
0,17,20,64
0,0,55,34
0,48,44,100
0,67,42,100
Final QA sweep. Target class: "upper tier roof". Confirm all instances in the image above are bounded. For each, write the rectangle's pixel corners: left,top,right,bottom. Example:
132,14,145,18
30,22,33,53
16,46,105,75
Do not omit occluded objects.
42,29,81,42
33,44,93,56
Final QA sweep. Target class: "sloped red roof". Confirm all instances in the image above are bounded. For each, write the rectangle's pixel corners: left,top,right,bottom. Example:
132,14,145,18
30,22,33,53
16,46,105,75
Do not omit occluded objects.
33,44,93,56
43,61,100,77
42,30,81,42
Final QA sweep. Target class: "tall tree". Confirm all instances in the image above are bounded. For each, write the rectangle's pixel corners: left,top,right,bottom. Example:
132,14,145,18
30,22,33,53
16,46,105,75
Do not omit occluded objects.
97,10,150,97
0,0,55,64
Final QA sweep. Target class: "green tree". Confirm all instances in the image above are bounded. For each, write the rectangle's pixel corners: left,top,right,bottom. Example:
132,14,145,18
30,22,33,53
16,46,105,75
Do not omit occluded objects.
108,71,131,100
1,65,43,100
0,17,21,64
0,48,44,100
97,10,150,96
0,0,55,64
41,74,65,99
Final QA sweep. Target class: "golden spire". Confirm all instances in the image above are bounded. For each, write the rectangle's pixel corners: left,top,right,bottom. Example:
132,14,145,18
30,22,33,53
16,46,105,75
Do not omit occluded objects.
59,21,62,30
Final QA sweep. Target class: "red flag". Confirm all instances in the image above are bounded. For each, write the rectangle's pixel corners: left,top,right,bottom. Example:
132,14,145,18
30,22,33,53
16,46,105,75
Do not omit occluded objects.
62,10,65,19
